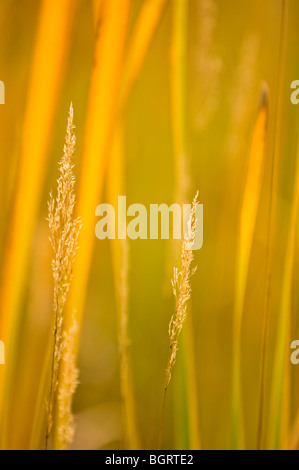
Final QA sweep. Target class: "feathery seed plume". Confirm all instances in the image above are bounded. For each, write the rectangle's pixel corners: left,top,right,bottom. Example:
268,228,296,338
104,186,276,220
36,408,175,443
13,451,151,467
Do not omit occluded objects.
46,104,81,449
159,192,199,448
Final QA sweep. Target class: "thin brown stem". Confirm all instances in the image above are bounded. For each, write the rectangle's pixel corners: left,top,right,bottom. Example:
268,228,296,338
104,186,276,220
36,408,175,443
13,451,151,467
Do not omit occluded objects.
45,296,59,450
158,387,168,450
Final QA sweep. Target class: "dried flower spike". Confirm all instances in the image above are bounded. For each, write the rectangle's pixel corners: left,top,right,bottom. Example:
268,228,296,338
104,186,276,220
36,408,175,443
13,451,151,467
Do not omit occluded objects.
159,192,199,448
166,191,199,388
46,104,81,450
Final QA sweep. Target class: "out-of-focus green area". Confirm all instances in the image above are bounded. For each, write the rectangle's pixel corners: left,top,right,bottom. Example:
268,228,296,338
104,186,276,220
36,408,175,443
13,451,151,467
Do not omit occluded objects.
0,0,299,450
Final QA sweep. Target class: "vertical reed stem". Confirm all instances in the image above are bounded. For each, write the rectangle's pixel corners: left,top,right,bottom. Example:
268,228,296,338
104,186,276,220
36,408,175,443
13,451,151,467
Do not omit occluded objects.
257,0,287,450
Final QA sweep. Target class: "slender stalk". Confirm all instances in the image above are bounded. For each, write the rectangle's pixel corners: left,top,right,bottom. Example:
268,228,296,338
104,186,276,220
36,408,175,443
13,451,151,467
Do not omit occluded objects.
107,126,140,450
158,350,171,450
45,300,60,450
257,0,288,450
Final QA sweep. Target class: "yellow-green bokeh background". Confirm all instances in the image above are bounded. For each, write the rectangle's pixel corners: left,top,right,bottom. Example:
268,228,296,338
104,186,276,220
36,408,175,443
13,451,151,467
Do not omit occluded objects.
0,0,299,450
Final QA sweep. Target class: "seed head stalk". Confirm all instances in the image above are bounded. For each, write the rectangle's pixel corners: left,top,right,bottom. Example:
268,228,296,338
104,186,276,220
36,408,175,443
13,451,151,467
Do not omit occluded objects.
158,192,199,449
46,104,81,449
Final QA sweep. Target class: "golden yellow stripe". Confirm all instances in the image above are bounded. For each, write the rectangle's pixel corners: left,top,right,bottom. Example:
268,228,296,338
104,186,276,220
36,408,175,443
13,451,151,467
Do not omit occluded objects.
120,0,168,109
65,0,131,343
232,84,268,449
268,131,299,449
0,0,76,447
107,125,140,450
92,0,104,27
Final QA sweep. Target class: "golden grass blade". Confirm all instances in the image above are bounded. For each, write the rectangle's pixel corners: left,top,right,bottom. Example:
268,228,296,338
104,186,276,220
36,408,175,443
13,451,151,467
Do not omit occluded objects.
268,132,299,450
159,193,199,450
120,0,168,110
64,0,131,354
232,84,268,449
0,0,76,447
257,0,288,450
288,410,299,450
106,125,140,450
92,0,104,27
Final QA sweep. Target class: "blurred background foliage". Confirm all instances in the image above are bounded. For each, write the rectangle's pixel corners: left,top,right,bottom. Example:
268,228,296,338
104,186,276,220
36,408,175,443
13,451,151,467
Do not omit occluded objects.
0,0,299,450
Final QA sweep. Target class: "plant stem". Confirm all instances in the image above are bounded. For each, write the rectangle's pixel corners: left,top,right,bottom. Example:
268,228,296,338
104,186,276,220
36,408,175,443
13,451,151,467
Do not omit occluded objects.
45,299,59,450
158,346,172,450
158,387,168,451
257,0,288,450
